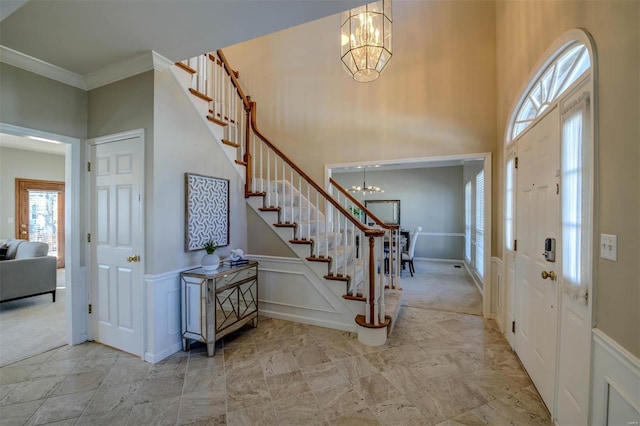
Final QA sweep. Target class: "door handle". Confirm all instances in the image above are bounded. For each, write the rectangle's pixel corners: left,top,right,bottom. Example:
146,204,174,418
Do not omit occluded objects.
541,270,556,280
21,230,28,235
127,255,140,263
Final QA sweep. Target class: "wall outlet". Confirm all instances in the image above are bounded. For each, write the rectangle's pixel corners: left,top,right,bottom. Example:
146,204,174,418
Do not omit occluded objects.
600,234,617,261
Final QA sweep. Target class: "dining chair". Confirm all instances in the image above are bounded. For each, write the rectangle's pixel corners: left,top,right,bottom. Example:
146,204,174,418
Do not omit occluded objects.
401,226,422,277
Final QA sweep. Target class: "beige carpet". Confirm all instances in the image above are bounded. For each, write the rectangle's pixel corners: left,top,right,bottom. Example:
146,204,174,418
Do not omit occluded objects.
0,270,67,367
400,260,483,316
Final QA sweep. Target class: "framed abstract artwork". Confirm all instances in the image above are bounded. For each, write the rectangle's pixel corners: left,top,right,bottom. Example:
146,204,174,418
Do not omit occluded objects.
185,173,230,251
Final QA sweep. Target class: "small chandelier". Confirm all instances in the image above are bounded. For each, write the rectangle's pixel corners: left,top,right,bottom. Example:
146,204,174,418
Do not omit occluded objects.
348,168,384,195
340,0,392,83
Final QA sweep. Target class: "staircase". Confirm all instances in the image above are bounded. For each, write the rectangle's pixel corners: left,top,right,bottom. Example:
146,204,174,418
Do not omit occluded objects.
172,50,403,345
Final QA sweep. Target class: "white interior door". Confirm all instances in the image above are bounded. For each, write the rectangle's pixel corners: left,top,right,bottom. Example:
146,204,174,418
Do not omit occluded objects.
90,130,144,357
514,110,560,412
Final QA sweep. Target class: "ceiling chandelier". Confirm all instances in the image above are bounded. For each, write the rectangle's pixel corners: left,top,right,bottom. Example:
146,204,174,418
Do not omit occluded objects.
340,0,392,83
348,168,384,195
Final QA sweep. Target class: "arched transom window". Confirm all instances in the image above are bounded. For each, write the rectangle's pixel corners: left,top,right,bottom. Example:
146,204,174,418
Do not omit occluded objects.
510,41,591,141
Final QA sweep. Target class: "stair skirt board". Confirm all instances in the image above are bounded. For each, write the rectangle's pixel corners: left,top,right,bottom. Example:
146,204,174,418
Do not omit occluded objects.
247,255,363,332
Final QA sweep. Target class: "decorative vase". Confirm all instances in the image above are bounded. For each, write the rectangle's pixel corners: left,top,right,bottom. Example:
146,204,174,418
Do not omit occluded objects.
201,253,220,271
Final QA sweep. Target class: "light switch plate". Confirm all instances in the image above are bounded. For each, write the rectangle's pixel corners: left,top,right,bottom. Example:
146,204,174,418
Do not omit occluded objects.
600,234,617,261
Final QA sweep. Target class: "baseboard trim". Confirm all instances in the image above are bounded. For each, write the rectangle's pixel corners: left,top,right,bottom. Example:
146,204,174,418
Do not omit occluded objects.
144,342,183,364
463,261,484,296
260,309,356,333
413,257,464,263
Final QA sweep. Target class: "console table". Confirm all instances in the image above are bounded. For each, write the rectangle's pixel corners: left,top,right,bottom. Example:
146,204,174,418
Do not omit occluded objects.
180,261,258,356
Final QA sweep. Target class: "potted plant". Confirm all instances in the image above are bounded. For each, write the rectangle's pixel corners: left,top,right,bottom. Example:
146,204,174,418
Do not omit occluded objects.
201,240,220,271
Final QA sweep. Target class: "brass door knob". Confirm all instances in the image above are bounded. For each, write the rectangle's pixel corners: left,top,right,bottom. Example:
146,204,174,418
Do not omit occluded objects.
127,255,140,263
541,270,556,280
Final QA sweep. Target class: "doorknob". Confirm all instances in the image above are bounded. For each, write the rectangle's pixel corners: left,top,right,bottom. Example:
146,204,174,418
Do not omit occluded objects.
127,255,140,263
21,230,28,235
541,270,556,280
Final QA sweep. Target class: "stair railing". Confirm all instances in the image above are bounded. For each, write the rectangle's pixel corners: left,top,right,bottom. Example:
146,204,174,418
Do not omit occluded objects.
178,53,249,168
180,49,391,328
247,102,387,326
329,178,402,290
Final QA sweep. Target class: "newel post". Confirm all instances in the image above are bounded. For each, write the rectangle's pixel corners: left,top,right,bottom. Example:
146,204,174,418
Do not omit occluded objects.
355,231,389,347
368,235,376,324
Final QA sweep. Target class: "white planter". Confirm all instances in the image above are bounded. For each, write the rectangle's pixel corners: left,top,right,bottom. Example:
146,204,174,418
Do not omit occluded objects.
201,253,220,271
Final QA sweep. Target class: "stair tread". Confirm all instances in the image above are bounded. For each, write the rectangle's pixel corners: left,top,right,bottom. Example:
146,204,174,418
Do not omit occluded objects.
189,88,213,102
343,294,366,301
307,256,331,262
175,62,196,74
222,139,241,148
290,239,313,245
207,115,228,127
274,223,296,228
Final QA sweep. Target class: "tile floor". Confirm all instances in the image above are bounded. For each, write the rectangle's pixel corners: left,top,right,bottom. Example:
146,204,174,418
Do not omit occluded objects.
0,305,551,426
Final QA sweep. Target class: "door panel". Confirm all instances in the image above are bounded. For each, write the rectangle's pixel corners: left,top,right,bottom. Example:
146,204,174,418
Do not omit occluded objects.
514,110,560,413
91,133,143,357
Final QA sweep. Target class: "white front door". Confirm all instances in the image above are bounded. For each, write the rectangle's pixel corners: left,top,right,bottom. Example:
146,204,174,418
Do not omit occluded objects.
514,110,560,412
90,130,144,357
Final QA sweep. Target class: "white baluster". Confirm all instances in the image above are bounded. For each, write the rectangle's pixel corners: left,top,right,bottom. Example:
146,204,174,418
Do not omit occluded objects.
265,145,270,203
259,137,263,193
306,182,310,241
315,192,319,257
274,155,278,209
324,198,329,259
290,169,294,224
350,223,356,296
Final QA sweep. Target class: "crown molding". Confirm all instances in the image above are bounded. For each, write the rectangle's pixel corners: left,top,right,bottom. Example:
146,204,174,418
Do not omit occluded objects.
0,45,86,89
84,50,173,90
1,46,174,91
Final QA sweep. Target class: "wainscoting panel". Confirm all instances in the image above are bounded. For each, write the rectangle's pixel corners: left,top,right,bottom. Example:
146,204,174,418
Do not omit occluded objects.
591,328,640,425
491,257,504,332
143,268,188,363
248,255,361,332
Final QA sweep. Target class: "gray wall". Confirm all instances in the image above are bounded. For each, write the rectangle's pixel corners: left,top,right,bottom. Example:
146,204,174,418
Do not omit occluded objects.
333,166,464,260
0,147,65,239
0,63,87,139
88,71,154,271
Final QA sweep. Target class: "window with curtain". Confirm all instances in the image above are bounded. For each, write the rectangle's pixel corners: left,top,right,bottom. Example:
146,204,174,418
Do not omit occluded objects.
505,157,515,251
465,182,471,261
475,170,485,277
561,93,590,300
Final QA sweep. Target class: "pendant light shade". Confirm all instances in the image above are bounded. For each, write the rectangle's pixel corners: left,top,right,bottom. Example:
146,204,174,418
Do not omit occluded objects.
340,0,392,83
